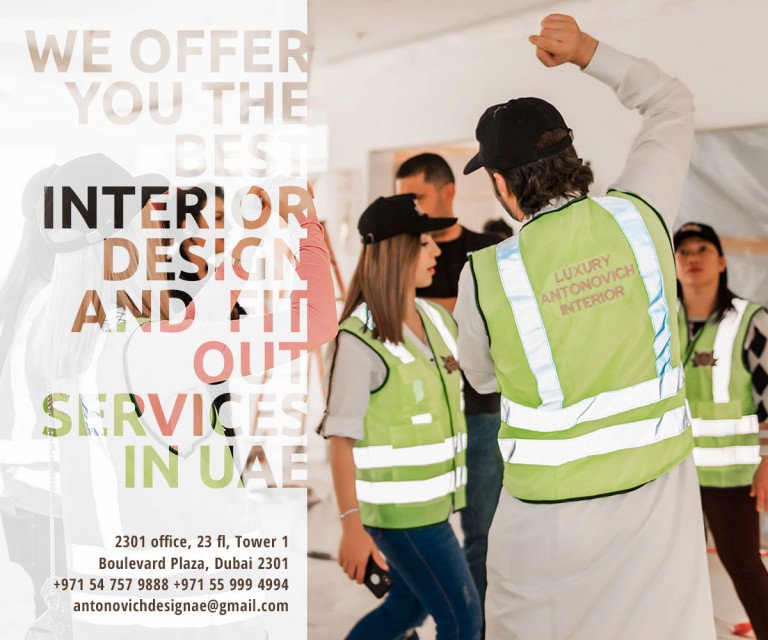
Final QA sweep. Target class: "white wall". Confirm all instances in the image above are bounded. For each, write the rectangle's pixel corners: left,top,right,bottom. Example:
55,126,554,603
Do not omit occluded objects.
310,0,768,280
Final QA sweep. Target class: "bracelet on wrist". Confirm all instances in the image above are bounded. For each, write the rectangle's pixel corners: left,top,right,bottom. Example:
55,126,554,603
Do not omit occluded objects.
339,507,359,521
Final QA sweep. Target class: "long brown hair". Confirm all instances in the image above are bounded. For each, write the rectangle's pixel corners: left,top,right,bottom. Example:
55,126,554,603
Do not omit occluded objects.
340,233,421,344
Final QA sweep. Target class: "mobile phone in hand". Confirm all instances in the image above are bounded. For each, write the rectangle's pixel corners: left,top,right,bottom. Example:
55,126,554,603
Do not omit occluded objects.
363,555,393,599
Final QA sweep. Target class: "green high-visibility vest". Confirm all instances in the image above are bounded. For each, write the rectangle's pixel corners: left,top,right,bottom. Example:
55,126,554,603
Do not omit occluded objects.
339,298,467,528
471,192,692,502
679,299,762,487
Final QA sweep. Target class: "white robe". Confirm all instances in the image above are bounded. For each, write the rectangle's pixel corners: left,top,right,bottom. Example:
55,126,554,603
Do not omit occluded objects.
485,457,715,639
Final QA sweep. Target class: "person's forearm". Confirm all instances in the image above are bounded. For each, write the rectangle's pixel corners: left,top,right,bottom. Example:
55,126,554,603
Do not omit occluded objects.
455,264,498,394
585,42,695,227
328,436,364,529
264,219,338,366
572,32,598,69
760,422,768,457
584,42,694,118
461,365,499,395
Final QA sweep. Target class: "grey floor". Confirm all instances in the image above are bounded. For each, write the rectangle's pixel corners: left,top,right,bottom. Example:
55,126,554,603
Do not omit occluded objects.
305,442,767,640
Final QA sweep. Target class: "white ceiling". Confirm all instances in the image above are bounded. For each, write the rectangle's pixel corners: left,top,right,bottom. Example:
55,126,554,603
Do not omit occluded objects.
309,0,553,63
0,1,560,69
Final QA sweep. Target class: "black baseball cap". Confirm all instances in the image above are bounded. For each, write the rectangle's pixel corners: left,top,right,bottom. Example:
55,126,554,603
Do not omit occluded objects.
463,97,572,175
358,194,457,244
673,222,723,255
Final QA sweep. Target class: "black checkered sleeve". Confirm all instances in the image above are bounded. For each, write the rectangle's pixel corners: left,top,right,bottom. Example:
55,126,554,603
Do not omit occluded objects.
744,308,768,456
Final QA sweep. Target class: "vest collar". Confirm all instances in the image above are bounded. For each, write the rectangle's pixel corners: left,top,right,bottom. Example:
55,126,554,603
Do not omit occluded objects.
520,195,581,229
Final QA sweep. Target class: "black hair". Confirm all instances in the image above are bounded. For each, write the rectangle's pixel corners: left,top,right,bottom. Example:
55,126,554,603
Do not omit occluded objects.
395,153,455,186
714,272,737,317
482,217,514,240
491,130,594,217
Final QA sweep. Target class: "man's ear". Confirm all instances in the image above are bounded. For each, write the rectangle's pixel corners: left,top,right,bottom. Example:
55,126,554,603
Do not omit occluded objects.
438,181,456,216
492,172,508,199
492,172,524,222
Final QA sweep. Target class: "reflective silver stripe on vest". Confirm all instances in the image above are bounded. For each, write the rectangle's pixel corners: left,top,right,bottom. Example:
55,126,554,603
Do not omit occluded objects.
501,364,684,432
692,445,761,467
691,415,759,438
353,433,467,470
415,298,458,358
711,298,748,403
594,197,672,375
351,303,415,364
411,413,433,425
496,237,564,408
498,405,687,466
414,298,465,410
355,465,468,505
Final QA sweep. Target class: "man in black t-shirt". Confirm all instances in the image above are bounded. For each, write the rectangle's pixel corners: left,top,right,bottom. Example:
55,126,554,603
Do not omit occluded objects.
396,153,504,621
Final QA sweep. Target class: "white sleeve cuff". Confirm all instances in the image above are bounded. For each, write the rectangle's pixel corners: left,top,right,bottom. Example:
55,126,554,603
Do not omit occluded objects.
582,41,633,89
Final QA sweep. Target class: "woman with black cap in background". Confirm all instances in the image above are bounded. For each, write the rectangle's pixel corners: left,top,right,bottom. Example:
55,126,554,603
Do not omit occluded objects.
675,222,768,639
320,194,482,640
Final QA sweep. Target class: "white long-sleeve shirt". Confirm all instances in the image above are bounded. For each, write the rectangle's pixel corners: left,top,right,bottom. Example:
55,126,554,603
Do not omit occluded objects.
454,41,695,395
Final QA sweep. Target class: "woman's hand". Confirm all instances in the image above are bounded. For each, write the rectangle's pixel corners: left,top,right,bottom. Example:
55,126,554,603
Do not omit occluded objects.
338,517,389,584
750,457,768,512
329,437,387,583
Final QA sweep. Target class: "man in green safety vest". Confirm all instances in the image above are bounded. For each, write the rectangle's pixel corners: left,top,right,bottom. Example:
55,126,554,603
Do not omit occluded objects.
454,14,716,639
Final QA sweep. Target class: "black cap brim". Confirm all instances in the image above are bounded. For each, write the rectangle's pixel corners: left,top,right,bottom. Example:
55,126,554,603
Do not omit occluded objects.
673,223,723,254
422,216,458,233
672,230,701,248
673,229,722,252
463,152,484,175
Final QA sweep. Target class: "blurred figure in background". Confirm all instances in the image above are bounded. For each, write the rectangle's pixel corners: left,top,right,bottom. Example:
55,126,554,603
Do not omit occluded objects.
482,217,514,241
0,165,62,619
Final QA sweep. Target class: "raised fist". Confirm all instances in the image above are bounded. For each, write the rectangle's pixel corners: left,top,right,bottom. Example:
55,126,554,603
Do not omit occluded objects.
528,14,598,69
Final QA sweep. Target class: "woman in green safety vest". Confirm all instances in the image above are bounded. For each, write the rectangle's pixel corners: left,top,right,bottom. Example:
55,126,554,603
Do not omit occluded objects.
319,194,482,640
675,222,768,639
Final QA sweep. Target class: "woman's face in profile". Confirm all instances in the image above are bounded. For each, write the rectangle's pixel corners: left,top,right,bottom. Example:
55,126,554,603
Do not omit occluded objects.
412,233,441,289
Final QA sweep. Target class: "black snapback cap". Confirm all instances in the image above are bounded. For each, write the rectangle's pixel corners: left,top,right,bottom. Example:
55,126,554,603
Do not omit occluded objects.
464,97,572,175
673,222,724,255
358,194,457,244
